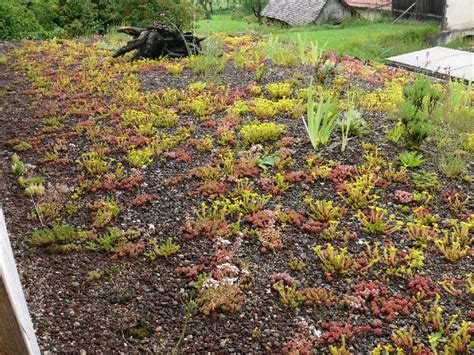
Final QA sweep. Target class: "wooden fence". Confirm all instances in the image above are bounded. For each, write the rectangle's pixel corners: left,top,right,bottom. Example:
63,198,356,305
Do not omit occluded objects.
392,0,446,22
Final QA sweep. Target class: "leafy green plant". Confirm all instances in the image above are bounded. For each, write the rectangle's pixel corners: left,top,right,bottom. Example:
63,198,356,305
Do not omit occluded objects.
329,336,351,355
234,191,271,215
29,224,82,248
387,122,406,143
85,227,127,252
25,183,45,197
288,253,306,271
399,151,424,168
341,173,378,208
303,78,339,148
258,153,280,170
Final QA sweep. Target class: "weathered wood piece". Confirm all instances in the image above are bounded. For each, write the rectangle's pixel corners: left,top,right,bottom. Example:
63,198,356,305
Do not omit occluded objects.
113,24,205,60
0,209,40,355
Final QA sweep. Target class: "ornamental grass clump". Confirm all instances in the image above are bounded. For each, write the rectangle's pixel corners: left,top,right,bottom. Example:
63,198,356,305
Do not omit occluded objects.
303,78,339,149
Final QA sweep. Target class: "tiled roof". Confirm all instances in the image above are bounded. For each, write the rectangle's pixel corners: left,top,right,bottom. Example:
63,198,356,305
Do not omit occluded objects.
261,0,329,26
345,0,391,10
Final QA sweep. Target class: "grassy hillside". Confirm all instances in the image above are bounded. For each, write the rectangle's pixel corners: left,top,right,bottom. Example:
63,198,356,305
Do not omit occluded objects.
195,14,439,61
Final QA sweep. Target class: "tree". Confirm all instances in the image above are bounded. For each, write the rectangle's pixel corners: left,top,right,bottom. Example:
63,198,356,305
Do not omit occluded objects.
120,0,194,30
242,0,268,23
196,0,214,20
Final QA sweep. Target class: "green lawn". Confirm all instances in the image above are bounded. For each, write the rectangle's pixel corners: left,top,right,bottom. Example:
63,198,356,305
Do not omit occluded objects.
195,14,260,35
195,14,440,62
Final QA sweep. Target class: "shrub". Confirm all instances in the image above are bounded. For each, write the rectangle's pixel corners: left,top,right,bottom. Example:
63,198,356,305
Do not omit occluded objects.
241,122,286,145
403,77,442,113
399,102,432,146
119,0,194,29
54,0,99,37
399,77,442,146
0,1,46,40
1,0,194,40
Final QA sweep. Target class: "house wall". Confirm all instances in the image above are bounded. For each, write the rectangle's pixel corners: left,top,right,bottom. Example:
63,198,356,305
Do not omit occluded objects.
357,9,386,21
317,0,352,24
444,0,474,30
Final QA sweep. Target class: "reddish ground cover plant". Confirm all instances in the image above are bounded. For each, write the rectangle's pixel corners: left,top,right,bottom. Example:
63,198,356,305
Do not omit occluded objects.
0,34,472,353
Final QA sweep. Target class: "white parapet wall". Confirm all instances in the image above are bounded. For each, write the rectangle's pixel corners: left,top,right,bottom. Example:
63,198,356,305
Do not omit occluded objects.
445,0,474,30
0,208,40,354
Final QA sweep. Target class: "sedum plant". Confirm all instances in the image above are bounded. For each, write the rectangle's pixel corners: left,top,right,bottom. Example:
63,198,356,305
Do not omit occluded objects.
272,283,305,308
302,78,339,149
241,122,286,145
304,197,345,223
145,238,180,261
266,82,292,99
127,147,153,168
313,243,353,278
11,153,26,175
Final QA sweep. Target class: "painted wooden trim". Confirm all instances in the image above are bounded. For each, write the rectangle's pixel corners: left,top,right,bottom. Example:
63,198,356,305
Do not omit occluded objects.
0,208,40,355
